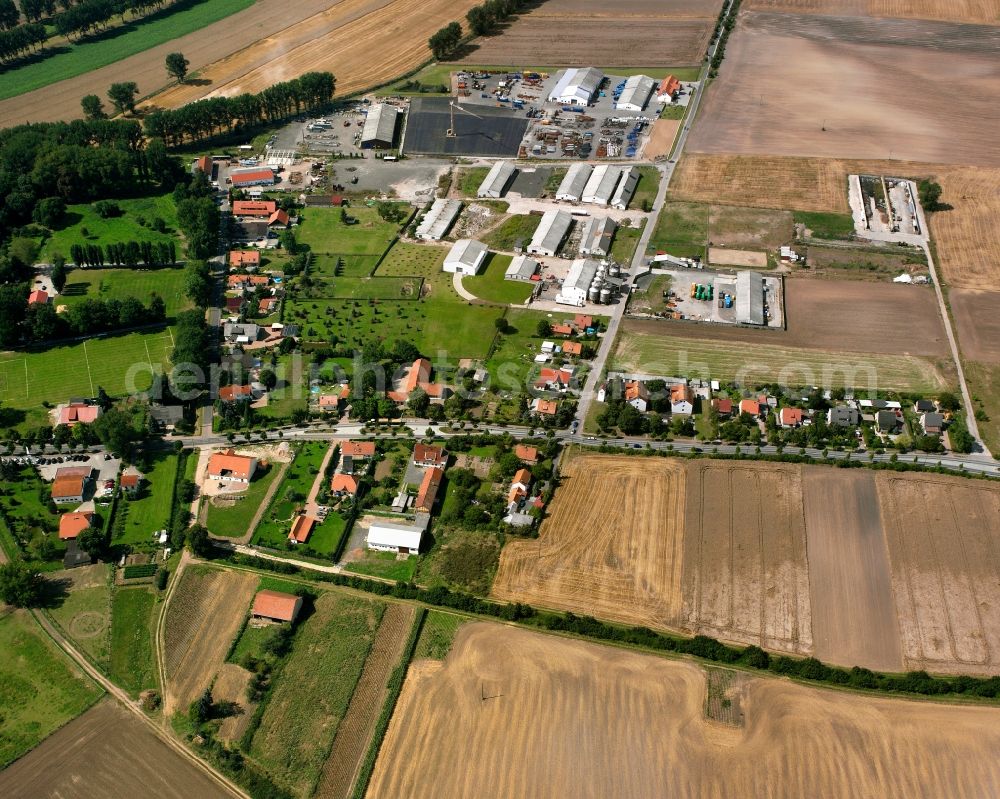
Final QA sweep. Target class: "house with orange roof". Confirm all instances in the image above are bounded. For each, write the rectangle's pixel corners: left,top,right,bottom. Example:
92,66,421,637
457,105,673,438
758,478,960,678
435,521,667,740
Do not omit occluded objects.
219,384,253,403
514,444,539,464
341,441,376,459
739,398,761,417
413,443,447,468
52,468,90,504
119,471,142,494
330,473,359,496
59,511,94,540
532,398,559,416
507,468,532,505
625,380,649,412
657,75,681,103
232,200,276,219
288,514,317,544
229,250,261,268
670,384,694,416
318,394,340,412
268,209,290,228
573,314,593,329
534,367,573,391
258,297,277,314
207,449,258,484
415,467,444,514
251,590,302,623
562,341,583,357
551,323,574,337
711,398,733,416
57,402,101,426
389,358,450,403
779,407,804,428
28,288,49,305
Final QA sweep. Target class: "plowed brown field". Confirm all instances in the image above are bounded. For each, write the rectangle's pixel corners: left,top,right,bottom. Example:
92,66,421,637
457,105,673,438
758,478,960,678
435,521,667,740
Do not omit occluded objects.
491,455,686,629
951,289,1000,363
366,623,1000,799
681,461,812,654
162,567,256,715
688,13,1000,166
745,0,1000,24
877,472,1000,676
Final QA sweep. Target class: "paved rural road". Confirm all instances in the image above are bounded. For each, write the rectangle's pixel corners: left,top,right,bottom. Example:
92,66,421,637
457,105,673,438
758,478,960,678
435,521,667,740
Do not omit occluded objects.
32,606,248,799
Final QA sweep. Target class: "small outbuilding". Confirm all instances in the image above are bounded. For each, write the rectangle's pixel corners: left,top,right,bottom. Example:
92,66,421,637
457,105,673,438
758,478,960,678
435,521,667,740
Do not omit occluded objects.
505,255,538,282
477,161,516,198
251,590,303,624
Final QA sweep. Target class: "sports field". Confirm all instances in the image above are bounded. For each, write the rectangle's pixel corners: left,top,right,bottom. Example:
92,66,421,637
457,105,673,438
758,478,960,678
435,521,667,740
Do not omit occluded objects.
0,329,174,412
59,269,191,319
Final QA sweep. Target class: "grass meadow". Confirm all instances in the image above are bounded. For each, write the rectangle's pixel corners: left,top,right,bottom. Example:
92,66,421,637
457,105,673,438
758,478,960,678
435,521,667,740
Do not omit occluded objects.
463,253,534,304
205,463,282,539
251,442,328,549
59,268,191,318
115,451,179,545
109,587,159,697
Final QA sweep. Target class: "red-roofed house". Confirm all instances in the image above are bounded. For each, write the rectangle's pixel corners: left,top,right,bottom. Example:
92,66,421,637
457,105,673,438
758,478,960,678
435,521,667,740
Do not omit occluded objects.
551,323,574,337
342,441,375,459
119,471,142,494
58,402,101,426
330,474,359,496
390,358,450,403
514,444,539,464
232,200,277,219
194,155,212,174
657,75,681,102
288,515,317,544
258,297,277,314
318,394,340,412
59,511,94,540
562,341,583,356
415,467,443,514
52,470,89,504
535,367,573,391
251,590,302,623
268,209,290,228
507,468,532,505
739,399,761,417
207,449,258,484
573,314,593,329
532,398,558,416
413,443,447,468
779,407,804,428
625,380,650,413
670,384,694,416
219,384,252,403
229,250,261,268
711,398,733,416
225,296,246,314
28,289,49,305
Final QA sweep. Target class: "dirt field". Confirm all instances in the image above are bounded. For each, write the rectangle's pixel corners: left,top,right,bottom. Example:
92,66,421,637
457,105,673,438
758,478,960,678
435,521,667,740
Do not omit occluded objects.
681,461,812,654
162,567,257,716
213,663,255,744
688,13,1000,166
707,247,767,266
744,0,1000,25
951,289,1000,363
367,623,1000,799
0,700,237,798
491,454,687,629
642,118,681,160
877,472,1000,676
315,603,416,799
802,468,901,671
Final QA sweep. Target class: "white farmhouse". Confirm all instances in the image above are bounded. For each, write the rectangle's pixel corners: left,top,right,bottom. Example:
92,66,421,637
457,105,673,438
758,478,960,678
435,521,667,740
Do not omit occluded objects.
367,521,424,554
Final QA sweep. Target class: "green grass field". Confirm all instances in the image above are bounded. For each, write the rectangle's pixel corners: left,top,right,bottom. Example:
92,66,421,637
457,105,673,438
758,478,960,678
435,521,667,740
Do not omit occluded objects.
412,610,464,660
345,551,417,582
610,220,645,265
630,166,661,211
205,464,282,539
0,466,66,566
296,205,402,257
0,329,174,419
115,451,178,545
648,201,708,258
251,442,328,549
311,276,424,300
612,329,949,393
463,253,533,304
253,352,309,422
249,592,384,797
455,167,490,198
59,268,191,318
792,211,856,240
2,0,255,101
481,214,541,251
0,610,102,768
46,565,113,668
39,193,179,262
109,587,159,697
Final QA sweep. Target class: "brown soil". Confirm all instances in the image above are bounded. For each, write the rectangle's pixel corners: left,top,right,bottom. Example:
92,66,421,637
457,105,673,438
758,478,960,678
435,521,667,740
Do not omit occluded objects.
951,289,1000,363
802,467,902,671
315,603,416,799
688,13,1000,166
744,0,1000,25
491,455,687,629
366,623,1000,799
642,118,681,160
162,567,257,716
708,205,794,249
707,247,767,267
213,663,255,745
877,472,1000,675
681,461,812,654
0,700,236,798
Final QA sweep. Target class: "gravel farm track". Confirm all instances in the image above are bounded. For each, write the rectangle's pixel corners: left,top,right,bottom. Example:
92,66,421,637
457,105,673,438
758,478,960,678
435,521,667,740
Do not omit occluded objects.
687,12,1000,166
0,0,478,125
744,0,1000,25
366,623,1000,799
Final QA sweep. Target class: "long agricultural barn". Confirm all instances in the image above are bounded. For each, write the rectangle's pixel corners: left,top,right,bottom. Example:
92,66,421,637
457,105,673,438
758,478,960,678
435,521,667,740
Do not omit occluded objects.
416,198,462,241
556,163,593,202
443,238,489,276
735,270,766,326
366,521,425,554
582,164,622,206
579,217,617,258
361,103,400,149
611,166,639,210
548,67,604,106
616,74,656,112
526,210,573,257
478,161,516,198
230,167,276,188
505,254,538,282
556,258,600,306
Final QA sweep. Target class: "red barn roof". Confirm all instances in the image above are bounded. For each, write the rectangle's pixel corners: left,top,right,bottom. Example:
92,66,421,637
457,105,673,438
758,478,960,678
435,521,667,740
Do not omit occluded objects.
252,590,302,622
59,511,94,540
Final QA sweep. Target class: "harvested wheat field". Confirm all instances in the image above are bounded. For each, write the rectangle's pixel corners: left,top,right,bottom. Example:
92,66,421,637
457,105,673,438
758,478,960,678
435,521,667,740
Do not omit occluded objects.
927,167,1000,289
457,0,722,67
802,468,901,671
491,454,686,629
0,0,344,126
877,472,1000,676
951,289,1000,363
162,566,257,715
681,461,812,654
213,663,256,745
745,0,1000,25
149,0,478,108
688,13,1000,166
708,247,768,267
367,623,1000,799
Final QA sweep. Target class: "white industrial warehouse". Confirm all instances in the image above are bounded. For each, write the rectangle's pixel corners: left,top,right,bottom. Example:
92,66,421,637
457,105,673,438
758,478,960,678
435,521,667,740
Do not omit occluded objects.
505,254,538,282
616,74,656,112
735,270,766,326
478,161,516,198
556,162,592,202
611,166,639,210
416,198,462,241
548,67,604,106
556,258,601,306
526,210,573,256
366,520,425,554
360,103,399,149
579,217,616,257
443,239,489,276
582,164,622,206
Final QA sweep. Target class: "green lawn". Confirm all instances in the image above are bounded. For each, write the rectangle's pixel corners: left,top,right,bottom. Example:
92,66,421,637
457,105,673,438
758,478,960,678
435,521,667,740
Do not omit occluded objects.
115,451,178,545
307,513,349,556
2,0,255,101
59,268,191,318
46,565,113,668
659,103,687,120
308,276,423,300
0,466,66,566
251,442,329,549
253,352,309,422
793,211,856,240
109,587,159,697
39,193,180,262
0,328,174,422
463,253,533,305
481,214,541,251
229,621,275,665
630,166,661,211
296,205,403,256
648,201,708,258
612,326,949,393
0,610,102,768
249,592,384,797
205,464,282,539
609,220,645,265
456,167,490,198
412,610,465,660
345,551,418,582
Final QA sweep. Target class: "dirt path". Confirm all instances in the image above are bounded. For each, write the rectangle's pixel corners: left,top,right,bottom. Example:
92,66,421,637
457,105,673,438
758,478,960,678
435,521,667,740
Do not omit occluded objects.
222,459,289,546
155,550,190,721
304,443,336,517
